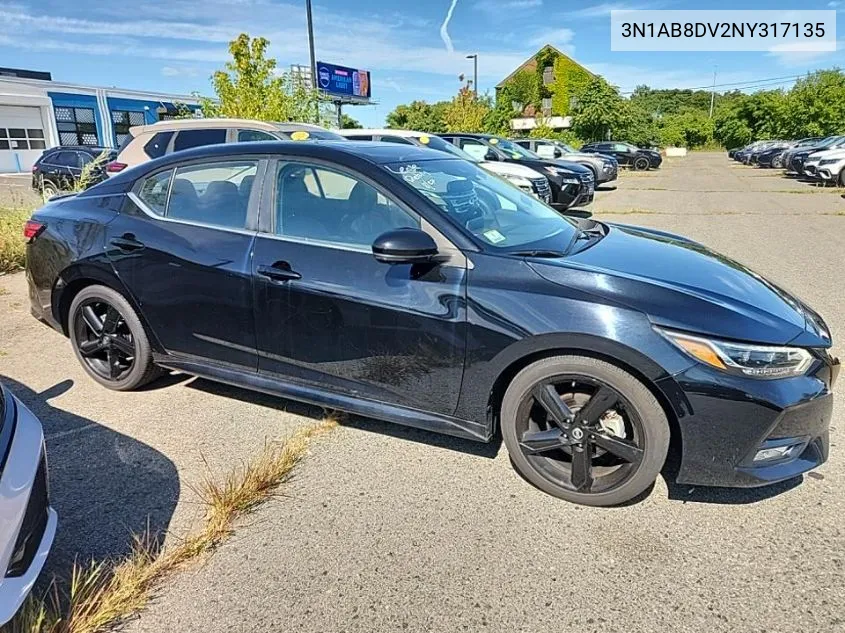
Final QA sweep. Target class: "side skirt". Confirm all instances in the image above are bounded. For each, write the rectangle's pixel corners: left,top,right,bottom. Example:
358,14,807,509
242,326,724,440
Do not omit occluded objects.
154,355,491,443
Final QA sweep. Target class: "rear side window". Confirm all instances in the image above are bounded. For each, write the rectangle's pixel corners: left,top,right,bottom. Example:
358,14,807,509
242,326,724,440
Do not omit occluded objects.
143,131,173,159
138,169,172,215
237,129,278,142
172,128,227,152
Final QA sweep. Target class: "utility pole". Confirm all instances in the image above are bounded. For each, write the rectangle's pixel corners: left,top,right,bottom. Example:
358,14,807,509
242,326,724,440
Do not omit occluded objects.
306,0,319,121
466,54,478,98
709,66,717,119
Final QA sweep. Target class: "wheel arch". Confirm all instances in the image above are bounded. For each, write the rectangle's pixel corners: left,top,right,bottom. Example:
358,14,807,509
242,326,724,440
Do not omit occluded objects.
52,264,164,353
484,334,682,456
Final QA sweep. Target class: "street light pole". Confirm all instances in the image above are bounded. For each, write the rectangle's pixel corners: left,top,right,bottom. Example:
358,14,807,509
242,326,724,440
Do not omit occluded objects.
466,54,478,98
709,65,717,119
306,0,319,121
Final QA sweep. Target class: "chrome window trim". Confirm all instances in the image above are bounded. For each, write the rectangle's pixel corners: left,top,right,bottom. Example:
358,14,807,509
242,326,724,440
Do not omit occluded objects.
126,191,258,238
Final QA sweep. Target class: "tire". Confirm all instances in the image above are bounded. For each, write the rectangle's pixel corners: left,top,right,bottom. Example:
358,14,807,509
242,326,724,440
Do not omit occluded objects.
501,355,670,506
69,285,162,391
41,180,58,198
633,156,650,171
838,170,845,188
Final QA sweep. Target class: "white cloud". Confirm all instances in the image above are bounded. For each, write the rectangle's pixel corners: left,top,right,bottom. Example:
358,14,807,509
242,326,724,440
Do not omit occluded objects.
828,1,840,7
440,0,460,52
569,2,651,19
161,65,201,77
474,0,542,11
528,27,575,52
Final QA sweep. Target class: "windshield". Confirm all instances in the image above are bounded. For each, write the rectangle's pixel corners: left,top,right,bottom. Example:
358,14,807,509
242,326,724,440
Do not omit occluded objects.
384,158,578,251
490,137,537,160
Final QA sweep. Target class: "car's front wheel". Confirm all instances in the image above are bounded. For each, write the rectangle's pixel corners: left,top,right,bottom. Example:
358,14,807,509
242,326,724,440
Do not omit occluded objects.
69,285,162,391
633,156,650,171
501,355,670,506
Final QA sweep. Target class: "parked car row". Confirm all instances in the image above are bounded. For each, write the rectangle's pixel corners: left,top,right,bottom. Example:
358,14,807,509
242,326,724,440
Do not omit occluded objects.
728,135,845,186
32,119,641,215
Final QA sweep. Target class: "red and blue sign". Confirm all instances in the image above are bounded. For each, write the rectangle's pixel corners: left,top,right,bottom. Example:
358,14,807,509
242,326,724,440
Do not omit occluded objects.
316,61,371,99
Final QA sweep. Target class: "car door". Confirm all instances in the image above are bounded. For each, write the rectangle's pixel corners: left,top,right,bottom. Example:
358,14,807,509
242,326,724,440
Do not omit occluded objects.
44,151,79,189
252,158,468,415
106,157,263,369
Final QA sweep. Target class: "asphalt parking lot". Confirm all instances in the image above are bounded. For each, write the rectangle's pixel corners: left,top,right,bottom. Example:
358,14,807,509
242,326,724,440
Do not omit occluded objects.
1,152,843,632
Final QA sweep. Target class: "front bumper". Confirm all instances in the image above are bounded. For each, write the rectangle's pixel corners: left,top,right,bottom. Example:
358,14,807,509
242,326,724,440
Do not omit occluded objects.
0,391,57,625
657,349,838,488
598,162,618,183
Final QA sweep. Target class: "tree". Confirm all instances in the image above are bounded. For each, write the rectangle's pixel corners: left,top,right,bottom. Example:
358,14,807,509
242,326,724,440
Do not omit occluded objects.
385,100,448,132
443,87,491,133
570,78,627,141
340,113,362,129
203,33,325,123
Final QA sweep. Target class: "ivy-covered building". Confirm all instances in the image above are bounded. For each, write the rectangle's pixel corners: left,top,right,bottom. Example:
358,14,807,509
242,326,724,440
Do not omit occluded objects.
495,45,594,132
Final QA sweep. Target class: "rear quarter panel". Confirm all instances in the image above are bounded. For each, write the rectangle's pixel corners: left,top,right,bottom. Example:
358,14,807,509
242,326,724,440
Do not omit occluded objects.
27,193,125,331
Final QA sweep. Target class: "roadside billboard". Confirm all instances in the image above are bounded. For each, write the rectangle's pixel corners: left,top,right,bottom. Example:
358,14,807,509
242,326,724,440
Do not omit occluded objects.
316,61,371,100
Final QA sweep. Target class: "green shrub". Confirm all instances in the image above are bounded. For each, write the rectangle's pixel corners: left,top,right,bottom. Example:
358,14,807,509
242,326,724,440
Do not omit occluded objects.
0,207,33,274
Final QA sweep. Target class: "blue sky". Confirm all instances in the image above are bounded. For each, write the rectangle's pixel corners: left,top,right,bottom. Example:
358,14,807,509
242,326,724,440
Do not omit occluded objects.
2,0,844,126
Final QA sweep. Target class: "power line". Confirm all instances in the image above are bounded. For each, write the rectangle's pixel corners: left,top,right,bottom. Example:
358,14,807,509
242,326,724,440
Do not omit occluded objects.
618,72,811,95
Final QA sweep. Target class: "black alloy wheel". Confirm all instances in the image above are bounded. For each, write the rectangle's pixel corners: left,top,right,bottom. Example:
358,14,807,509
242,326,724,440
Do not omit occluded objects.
69,285,161,391
501,356,670,506
74,300,135,381
633,156,650,171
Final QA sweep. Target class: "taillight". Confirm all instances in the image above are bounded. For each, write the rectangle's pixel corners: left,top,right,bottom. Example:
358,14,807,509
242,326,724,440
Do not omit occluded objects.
106,161,127,173
23,220,45,240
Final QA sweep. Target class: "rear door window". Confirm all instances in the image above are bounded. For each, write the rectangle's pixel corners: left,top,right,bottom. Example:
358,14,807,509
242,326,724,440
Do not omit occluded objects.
167,161,258,229
172,128,227,152
458,139,490,161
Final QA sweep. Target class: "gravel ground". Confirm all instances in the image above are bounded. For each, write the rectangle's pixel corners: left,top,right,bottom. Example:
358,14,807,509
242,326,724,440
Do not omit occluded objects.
0,152,843,632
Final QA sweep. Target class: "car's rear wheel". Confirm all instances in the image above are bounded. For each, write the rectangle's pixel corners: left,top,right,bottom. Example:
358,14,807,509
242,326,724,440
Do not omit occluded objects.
838,169,845,188
633,156,650,171
501,356,670,506
69,285,162,391
41,180,58,198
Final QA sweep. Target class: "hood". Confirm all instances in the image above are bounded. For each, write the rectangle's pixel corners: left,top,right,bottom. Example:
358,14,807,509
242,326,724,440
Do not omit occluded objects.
549,159,591,175
527,223,828,347
481,161,545,180
808,148,845,162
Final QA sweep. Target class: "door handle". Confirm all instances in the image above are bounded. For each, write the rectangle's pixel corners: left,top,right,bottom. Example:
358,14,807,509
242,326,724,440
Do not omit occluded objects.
257,263,301,282
110,235,145,252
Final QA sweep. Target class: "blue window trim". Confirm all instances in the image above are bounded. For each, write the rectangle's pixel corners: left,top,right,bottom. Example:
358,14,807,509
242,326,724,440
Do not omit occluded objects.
48,92,104,146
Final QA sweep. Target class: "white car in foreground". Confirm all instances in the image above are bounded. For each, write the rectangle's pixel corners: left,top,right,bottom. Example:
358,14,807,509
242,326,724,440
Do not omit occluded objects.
0,383,57,625
339,129,553,203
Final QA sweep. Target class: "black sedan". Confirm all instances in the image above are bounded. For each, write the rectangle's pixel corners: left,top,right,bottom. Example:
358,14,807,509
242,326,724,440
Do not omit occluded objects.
580,141,662,170
24,141,838,506
438,133,595,210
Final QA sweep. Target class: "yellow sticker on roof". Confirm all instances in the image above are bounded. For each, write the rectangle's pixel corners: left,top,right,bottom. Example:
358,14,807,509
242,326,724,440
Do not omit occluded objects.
489,138,499,144
290,131,310,141
419,135,431,144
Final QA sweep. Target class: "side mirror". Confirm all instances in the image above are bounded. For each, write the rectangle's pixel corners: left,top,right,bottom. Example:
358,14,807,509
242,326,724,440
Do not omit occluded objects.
484,150,499,161
372,228,439,264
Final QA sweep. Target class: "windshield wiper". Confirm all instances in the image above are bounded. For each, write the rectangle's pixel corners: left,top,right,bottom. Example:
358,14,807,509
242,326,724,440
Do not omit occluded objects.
510,249,568,258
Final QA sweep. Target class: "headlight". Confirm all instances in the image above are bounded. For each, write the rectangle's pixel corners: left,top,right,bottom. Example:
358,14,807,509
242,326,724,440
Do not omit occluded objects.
656,328,814,379
819,158,840,165
561,178,580,184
